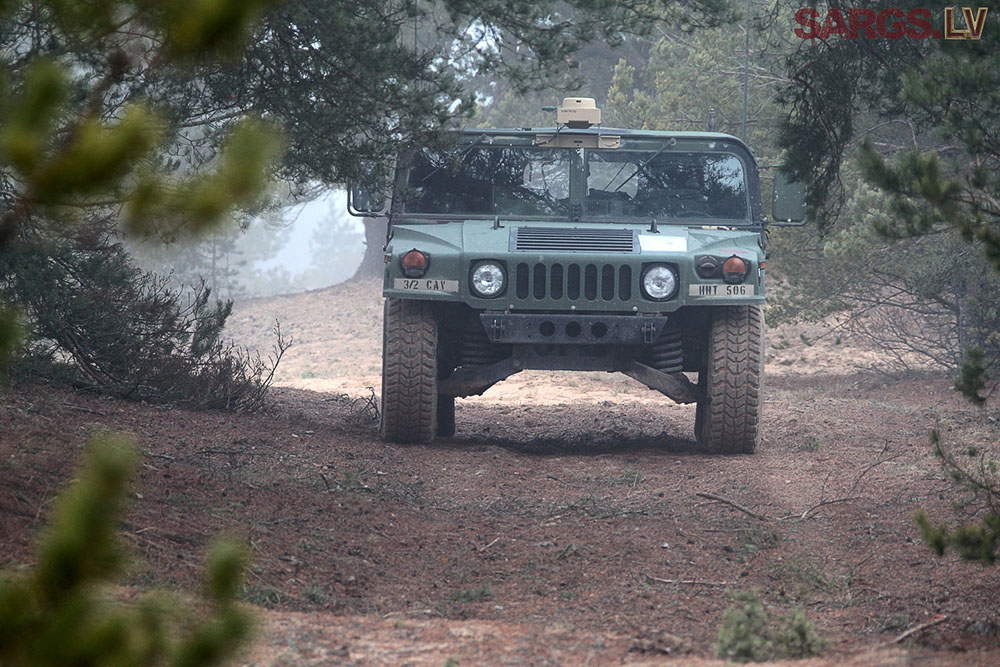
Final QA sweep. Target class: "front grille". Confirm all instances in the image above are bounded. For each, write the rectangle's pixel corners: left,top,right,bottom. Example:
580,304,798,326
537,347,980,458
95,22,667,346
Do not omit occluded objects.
515,262,633,303
512,227,638,253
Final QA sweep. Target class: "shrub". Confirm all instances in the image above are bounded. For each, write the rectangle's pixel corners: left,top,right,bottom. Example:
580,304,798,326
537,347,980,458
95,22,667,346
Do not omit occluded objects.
915,430,1000,566
716,590,827,663
0,221,288,411
0,434,253,666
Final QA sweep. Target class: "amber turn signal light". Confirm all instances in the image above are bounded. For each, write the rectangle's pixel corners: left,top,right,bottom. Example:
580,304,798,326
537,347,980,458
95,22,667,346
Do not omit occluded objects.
401,249,429,277
722,256,748,284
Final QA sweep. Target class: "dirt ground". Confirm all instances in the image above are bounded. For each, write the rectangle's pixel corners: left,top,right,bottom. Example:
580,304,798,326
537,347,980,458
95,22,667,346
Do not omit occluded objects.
3,279,1000,665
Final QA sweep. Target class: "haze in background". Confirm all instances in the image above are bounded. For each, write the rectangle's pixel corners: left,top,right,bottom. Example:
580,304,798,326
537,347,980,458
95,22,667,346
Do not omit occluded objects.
128,189,366,301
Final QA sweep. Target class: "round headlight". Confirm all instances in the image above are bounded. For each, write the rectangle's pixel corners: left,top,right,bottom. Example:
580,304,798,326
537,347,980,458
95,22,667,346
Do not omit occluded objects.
642,264,678,301
471,262,505,298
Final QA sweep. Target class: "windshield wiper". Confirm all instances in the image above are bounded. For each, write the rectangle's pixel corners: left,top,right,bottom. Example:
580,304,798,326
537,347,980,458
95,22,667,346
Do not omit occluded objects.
612,144,669,193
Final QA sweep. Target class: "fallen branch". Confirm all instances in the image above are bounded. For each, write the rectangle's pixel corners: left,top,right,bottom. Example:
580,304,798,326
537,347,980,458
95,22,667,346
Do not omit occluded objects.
644,574,730,586
696,492,770,521
546,474,580,488
60,402,107,416
886,615,948,645
782,496,861,521
474,536,501,553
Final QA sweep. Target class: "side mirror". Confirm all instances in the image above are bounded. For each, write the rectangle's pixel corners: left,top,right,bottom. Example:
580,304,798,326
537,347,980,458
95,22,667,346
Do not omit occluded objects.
347,183,388,217
771,170,807,225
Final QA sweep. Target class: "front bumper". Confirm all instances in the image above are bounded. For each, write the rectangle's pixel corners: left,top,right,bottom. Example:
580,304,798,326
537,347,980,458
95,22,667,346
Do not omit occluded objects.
479,313,669,345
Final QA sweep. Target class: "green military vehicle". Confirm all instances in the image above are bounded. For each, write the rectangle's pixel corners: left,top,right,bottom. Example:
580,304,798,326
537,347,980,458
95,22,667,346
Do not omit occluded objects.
350,98,805,452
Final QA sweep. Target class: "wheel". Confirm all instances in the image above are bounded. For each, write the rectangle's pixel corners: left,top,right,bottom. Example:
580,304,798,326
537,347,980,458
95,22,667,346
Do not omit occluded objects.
436,395,455,437
380,298,438,443
695,305,764,454
694,371,707,439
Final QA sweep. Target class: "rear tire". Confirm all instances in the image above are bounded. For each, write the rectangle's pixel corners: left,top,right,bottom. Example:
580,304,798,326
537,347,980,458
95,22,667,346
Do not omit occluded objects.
695,305,764,454
380,298,438,443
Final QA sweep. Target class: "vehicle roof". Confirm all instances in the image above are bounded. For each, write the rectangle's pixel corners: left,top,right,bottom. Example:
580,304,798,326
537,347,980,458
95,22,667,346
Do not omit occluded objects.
459,126,756,158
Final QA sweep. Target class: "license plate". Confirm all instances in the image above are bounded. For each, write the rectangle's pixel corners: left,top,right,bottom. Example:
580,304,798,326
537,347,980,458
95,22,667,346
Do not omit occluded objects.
393,278,459,293
688,284,755,297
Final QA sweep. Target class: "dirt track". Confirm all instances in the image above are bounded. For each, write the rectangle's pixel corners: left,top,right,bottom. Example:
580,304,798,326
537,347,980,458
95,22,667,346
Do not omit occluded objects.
3,280,1000,665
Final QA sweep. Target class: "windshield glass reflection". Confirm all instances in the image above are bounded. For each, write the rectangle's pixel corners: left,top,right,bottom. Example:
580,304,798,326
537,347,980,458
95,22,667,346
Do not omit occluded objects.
586,151,747,220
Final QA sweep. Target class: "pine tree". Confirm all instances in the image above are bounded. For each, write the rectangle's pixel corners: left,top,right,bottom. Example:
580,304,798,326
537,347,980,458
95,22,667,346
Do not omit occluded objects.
776,4,1000,564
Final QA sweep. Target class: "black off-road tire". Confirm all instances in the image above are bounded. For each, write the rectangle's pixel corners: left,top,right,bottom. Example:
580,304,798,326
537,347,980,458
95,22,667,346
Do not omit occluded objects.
436,395,456,438
695,305,764,454
380,298,438,443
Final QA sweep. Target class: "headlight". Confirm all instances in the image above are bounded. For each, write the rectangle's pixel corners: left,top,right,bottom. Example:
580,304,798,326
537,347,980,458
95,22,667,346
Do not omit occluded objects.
471,262,505,298
642,264,678,300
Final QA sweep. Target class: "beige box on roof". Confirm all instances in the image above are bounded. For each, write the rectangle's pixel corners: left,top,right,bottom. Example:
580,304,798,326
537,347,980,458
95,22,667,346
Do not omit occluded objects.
557,97,601,128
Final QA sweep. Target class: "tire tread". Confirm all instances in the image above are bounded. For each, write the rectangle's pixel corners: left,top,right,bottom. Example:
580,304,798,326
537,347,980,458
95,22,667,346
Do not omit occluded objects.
697,305,764,453
380,298,437,443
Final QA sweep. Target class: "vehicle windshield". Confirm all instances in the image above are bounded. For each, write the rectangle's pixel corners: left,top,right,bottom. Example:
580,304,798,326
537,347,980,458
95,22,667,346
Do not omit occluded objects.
586,150,747,220
401,144,749,221
404,146,571,217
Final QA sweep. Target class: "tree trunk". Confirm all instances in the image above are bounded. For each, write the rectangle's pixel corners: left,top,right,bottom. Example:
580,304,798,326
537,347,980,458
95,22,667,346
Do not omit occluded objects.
352,217,387,281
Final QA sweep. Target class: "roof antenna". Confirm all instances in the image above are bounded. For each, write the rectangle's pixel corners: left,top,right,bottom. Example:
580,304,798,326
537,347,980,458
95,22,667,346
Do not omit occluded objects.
649,218,659,233
708,108,717,132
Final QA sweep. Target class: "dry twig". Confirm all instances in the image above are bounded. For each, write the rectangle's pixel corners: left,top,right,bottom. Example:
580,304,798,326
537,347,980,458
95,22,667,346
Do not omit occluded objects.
886,615,948,645
644,574,731,586
695,492,770,521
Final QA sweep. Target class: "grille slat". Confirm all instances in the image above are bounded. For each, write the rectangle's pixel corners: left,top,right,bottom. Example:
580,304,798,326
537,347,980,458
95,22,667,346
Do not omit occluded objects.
619,266,632,301
550,264,564,300
512,227,638,253
584,264,598,301
567,265,581,300
532,264,547,300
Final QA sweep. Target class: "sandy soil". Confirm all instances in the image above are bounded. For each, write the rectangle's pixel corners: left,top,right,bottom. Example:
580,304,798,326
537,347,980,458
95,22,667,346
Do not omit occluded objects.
3,279,1000,665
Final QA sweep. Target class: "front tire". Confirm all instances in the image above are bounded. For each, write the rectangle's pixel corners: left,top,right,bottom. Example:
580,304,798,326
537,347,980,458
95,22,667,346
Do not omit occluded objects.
695,305,764,454
380,298,438,443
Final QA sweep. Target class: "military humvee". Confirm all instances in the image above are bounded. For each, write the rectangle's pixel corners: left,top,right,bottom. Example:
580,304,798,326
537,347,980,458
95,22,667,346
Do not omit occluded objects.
350,98,805,452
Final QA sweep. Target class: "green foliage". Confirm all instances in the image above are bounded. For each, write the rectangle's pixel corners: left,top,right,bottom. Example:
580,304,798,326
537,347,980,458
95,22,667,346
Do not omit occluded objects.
955,348,989,405
126,119,283,240
0,220,288,410
0,302,20,368
915,429,1000,566
450,585,493,603
775,606,829,659
776,5,1000,379
0,435,252,667
768,168,1000,376
716,591,771,662
0,0,294,403
164,0,271,60
775,1,930,222
602,11,785,161
715,590,827,663
915,510,1000,566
